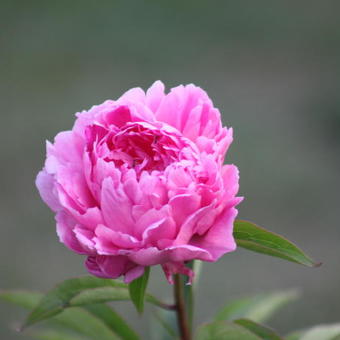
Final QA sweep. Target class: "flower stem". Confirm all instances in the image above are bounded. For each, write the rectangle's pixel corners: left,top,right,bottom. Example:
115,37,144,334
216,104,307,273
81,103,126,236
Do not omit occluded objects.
174,274,191,340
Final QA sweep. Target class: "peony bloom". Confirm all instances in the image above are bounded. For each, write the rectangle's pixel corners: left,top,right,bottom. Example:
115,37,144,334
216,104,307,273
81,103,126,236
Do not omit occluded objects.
36,81,241,283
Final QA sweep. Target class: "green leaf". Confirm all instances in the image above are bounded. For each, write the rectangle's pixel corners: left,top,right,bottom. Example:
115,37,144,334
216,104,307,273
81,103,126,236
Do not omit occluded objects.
0,290,42,309
151,310,177,340
22,276,125,329
70,287,130,306
128,267,150,314
298,324,340,340
235,318,283,340
20,275,163,328
48,308,120,340
196,321,262,340
286,331,304,340
27,329,85,340
84,304,139,340
234,220,319,267
0,290,124,340
215,290,299,323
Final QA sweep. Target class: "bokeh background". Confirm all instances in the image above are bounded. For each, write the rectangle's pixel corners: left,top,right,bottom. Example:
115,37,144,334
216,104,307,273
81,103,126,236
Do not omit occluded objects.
1,1,340,339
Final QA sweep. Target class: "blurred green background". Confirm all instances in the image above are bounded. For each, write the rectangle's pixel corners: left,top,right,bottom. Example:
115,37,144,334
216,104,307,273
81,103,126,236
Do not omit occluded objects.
1,1,340,339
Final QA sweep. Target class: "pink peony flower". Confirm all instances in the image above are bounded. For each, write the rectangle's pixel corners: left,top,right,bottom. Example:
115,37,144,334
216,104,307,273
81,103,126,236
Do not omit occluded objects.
36,81,241,283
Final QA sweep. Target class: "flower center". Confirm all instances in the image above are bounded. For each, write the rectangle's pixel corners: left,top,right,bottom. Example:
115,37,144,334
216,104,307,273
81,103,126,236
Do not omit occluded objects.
87,123,194,173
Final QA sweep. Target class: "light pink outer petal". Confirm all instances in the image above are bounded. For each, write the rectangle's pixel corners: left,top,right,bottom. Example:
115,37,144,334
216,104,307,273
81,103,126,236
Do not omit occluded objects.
117,87,146,104
36,170,61,212
169,194,201,227
55,211,89,254
155,84,217,139
146,81,165,112
94,224,141,255
47,131,84,167
123,266,145,284
190,207,238,260
100,177,135,234
142,217,177,246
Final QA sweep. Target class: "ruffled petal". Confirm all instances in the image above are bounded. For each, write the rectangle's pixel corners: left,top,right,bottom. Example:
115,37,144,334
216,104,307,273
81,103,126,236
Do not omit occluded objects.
36,170,61,212
55,211,88,254
190,207,238,260
94,224,141,255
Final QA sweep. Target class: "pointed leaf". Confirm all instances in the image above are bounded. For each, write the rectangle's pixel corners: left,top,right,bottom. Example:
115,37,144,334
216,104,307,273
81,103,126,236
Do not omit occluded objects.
0,290,124,340
215,290,299,323
235,318,283,340
196,321,262,340
128,267,150,314
0,290,42,309
22,276,125,328
20,275,163,328
234,220,319,267
84,304,139,340
69,285,167,310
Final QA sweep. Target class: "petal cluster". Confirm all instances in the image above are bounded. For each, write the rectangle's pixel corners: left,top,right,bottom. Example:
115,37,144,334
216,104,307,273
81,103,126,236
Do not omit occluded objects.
36,81,241,283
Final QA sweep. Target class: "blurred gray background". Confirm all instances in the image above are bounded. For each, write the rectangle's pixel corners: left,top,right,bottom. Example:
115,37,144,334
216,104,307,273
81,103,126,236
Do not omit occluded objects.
1,1,340,339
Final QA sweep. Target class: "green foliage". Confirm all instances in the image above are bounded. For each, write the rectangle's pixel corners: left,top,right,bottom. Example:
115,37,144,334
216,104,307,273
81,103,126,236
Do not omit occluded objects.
286,331,305,340
151,309,177,340
234,220,319,267
128,267,150,314
27,329,85,340
83,304,139,340
286,324,340,340
17,276,164,329
47,307,120,340
215,290,299,323
0,290,138,340
22,276,126,329
68,286,130,306
196,321,262,340
0,290,42,309
235,318,283,340
0,220,325,340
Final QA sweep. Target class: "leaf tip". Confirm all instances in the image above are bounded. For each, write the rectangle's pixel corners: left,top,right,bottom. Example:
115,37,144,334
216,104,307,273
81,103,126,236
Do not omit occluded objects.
313,261,322,268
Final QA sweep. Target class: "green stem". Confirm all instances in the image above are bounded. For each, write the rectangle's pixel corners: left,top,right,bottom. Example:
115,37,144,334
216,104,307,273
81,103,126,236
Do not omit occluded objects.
184,262,194,328
174,274,191,340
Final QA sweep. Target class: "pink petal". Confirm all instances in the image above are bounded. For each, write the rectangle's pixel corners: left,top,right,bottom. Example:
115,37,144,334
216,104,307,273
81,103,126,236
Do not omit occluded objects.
118,87,146,104
94,224,141,255
85,256,109,278
101,177,134,234
124,266,145,283
55,211,88,254
36,170,61,212
96,255,132,279
146,81,165,112
142,216,177,246
162,262,194,284
169,194,201,227
128,245,211,266
190,207,238,260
